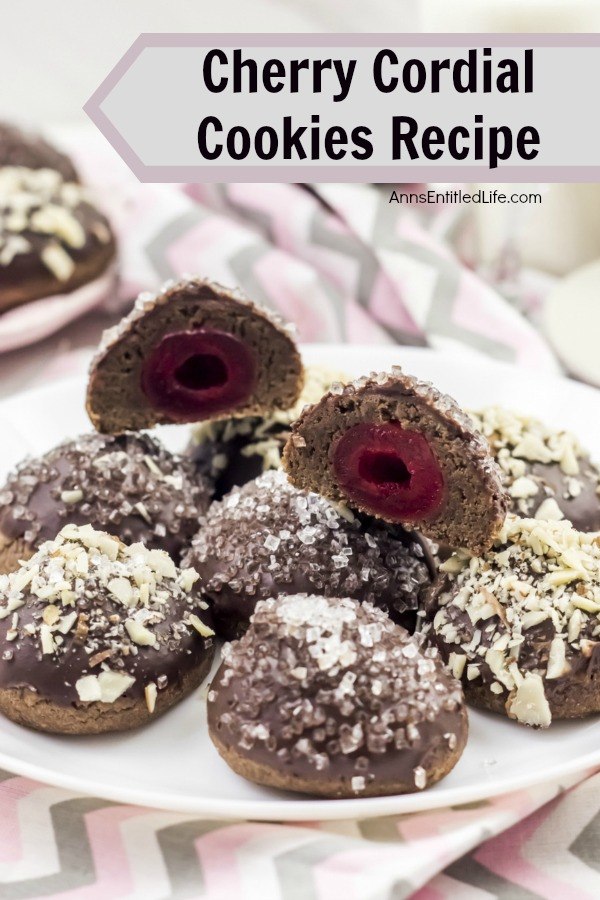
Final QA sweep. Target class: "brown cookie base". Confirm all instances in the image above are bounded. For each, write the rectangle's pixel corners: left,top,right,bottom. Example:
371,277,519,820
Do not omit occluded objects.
465,675,600,724
0,534,33,576
0,655,211,735
210,709,468,799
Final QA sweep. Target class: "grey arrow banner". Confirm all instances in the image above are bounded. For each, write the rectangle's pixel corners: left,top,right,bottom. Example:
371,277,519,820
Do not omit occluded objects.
84,33,600,183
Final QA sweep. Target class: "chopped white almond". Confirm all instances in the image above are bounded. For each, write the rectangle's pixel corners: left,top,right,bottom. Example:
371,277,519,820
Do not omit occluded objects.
108,577,134,607
188,614,215,638
546,636,570,679
448,652,466,679
521,610,549,630
535,498,564,521
76,675,102,702
146,549,177,579
567,608,583,642
40,624,56,655
125,619,157,647
466,664,480,681
509,476,539,499
0,598,25,620
42,604,60,626
57,611,78,634
97,670,135,703
506,673,552,727
11,565,36,594
179,568,200,592
145,682,158,714
40,242,75,280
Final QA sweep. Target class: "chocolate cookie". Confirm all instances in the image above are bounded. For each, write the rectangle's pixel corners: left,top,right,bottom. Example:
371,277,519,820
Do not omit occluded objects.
0,524,215,734
425,515,600,727
0,432,211,573
208,594,467,798
0,167,116,313
470,406,600,532
283,368,508,554
0,122,78,181
183,470,432,640
188,364,348,498
86,278,304,433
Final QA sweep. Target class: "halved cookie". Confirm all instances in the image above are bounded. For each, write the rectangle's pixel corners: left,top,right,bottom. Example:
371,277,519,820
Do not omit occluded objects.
87,278,304,433
283,368,508,553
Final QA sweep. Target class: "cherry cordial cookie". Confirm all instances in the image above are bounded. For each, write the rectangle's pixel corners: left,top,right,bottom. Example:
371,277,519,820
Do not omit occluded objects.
187,364,348,498
470,406,600,532
208,594,467,798
0,121,78,182
0,432,211,573
86,278,304,433
0,525,215,734
283,368,508,554
425,515,600,727
0,167,116,313
183,469,433,640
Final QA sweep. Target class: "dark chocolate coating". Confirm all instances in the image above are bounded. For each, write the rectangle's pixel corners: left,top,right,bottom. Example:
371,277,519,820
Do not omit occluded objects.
183,470,432,640
208,595,467,796
0,588,212,708
0,432,211,564
424,517,600,724
0,122,78,181
0,184,116,311
0,536,215,709
469,407,600,532
528,460,600,532
188,420,282,499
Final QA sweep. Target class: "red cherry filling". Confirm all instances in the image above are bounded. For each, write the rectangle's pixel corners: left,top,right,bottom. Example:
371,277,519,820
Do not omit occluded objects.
141,329,257,420
331,422,445,521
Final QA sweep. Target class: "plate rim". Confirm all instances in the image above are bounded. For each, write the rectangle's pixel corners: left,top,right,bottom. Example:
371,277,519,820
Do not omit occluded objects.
1,346,600,821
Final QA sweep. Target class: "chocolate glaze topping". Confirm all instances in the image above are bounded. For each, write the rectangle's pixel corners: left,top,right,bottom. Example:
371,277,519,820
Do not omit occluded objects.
208,594,466,794
470,406,600,532
425,515,600,727
0,123,78,181
0,432,211,562
0,525,214,708
0,167,115,307
184,470,432,639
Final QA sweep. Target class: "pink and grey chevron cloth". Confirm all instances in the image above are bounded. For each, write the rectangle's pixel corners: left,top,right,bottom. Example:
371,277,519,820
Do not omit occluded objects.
0,132,592,899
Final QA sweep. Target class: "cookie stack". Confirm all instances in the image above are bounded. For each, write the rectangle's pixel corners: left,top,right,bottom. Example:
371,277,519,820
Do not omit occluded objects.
1,274,599,800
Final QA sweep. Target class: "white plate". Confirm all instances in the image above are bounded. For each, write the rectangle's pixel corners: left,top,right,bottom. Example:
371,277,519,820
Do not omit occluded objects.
0,345,600,821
